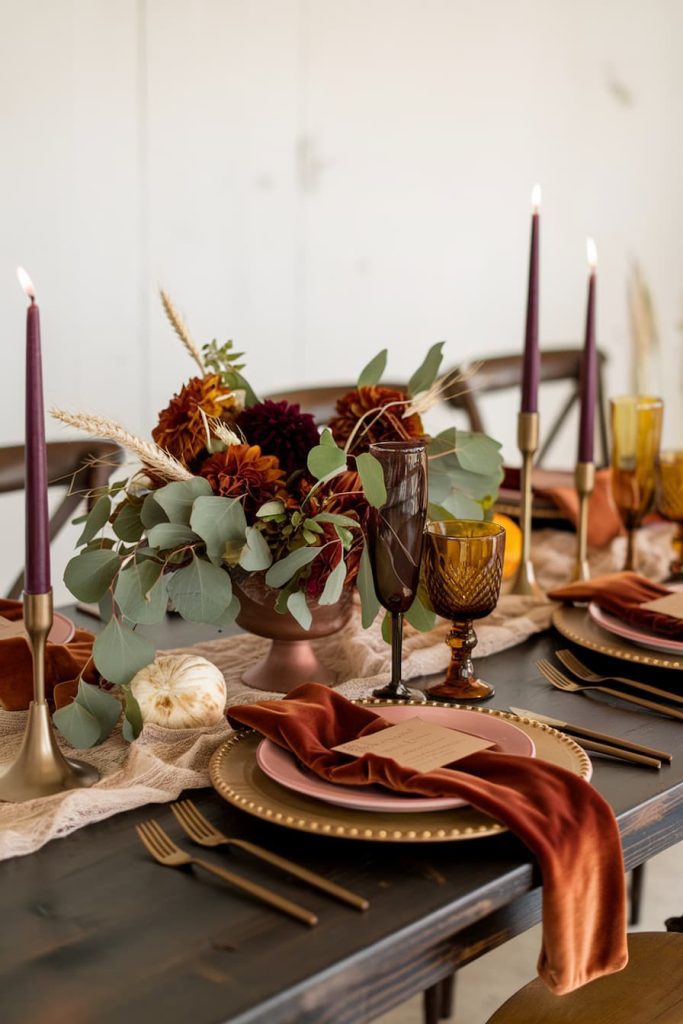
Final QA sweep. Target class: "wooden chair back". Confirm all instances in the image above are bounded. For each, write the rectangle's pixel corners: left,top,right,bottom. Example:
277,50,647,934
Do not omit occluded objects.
446,348,609,466
1,440,123,599
265,384,403,424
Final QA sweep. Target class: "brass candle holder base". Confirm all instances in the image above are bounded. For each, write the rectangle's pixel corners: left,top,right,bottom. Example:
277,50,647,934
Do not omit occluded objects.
572,461,595,582
511,411,543,597
0,591,99,803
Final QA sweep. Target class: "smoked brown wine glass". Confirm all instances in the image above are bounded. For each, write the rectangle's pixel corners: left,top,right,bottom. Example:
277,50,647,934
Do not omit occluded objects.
367,440,428,701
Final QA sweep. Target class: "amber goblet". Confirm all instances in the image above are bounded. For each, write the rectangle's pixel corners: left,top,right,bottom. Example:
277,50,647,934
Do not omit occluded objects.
422,519,505,703
656,450,683,579
610,396,663,571
367,440,428,702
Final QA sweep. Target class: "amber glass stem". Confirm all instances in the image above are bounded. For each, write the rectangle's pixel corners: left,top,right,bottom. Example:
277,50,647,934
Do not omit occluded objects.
445,620,477,687
625,528,637,573
671,524,683,578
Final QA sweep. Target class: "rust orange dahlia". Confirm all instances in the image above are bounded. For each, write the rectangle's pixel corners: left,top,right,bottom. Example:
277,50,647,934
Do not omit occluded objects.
328,386,424,454
198,444,288,517
152,374,239,467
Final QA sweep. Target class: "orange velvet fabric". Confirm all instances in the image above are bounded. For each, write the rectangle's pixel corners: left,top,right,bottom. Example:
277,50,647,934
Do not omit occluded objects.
0,600,98,711
549,572,682,641
229,683,628,995
539,469,623,548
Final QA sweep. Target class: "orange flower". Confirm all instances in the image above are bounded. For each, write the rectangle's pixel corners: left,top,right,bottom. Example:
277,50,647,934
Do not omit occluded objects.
199,444,288,517
152,374,239,467
329,386,424,454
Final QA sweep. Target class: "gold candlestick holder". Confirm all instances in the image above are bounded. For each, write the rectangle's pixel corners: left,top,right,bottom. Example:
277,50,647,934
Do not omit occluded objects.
511,411,543,597
573,461,595,581
0,590,99,803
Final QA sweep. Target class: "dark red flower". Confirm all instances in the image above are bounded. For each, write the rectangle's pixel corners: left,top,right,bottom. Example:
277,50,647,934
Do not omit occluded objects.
237,400,320,476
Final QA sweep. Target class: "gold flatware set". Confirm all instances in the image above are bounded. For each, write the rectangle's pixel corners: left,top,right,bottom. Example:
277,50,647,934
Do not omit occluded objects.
136,798,368,927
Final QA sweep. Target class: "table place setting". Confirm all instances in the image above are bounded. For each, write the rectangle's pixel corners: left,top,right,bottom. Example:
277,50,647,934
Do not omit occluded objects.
3,187,683,1019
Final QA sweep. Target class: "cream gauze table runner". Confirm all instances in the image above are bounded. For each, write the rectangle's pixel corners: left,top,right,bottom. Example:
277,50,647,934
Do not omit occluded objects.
0,523,673,861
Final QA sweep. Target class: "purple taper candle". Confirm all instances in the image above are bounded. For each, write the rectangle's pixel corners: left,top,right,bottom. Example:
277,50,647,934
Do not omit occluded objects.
18,268,51,594
577,239,598,464
520,184,541,413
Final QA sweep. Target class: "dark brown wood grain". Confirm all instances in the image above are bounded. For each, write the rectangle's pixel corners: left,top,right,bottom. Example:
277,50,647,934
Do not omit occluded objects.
1,618,681,1024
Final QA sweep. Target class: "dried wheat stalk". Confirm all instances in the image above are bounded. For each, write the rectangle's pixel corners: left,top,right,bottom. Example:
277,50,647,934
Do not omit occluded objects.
50,408,193,482
159,288,205,374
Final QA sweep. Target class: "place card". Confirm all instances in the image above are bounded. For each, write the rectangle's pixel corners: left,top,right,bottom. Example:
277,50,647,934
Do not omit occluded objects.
640,592,683,620
333,717,494,773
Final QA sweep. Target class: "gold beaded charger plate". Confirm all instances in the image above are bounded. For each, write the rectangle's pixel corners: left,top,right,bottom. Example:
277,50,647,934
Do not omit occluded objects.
553,605,683,672
210,700,591,843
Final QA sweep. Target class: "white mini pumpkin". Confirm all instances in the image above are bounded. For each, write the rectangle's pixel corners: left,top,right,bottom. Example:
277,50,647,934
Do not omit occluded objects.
130,653,226,729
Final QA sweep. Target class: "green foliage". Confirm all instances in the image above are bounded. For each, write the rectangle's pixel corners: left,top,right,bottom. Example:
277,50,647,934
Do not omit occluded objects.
357,542,380,628
112,501,145,542
405,596,436,632
357,349,388,388
427,428,503,521
167,553,234,623
76,495,111,546
238,526,272,571
314,512,359,528
140,494,168,529
408,341,445,397
256,500,285,519
146,523,200,550
114,561,168,625
155,478,212,525
307,429,347,480
356,452,387,508
64,549,120,603
318,559,346,606
286,590,312,630
202,339,259,406
190,494,247,563
93,617,155,686
121,684,144,741
265,545,320,589
53,698,101,749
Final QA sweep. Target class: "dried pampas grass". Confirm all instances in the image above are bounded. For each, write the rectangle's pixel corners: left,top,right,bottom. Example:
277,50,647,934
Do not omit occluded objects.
50,408,193,482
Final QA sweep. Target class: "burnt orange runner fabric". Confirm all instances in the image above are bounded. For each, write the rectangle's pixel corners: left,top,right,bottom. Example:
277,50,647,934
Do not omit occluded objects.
230,683,628,995
549,572,682,641
0,599,97,711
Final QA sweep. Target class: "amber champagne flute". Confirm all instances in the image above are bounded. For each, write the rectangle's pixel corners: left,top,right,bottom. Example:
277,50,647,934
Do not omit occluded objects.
367,440,428,701
656,450,683,578
422,519,505,703
610,396,663,571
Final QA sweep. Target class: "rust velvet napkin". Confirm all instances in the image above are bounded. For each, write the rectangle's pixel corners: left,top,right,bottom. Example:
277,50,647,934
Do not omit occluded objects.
549,572,682,641
229,683,628,995
0,599,97,711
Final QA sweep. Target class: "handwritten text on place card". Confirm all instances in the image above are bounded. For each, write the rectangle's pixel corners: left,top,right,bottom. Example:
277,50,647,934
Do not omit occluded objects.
333,717,494,773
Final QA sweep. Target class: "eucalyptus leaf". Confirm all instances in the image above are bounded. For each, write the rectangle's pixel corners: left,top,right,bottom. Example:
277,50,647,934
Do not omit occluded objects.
146,522,201,551
75,680,122,740
357,348,388,388
121,684,143,742
357,542,380,628
313,512,359,528
436,491,485,520
190,495,247,562
140,494,168,530
381,612,392,644
64,549,121,603
454,431,504,477
307,436,347,481
318,559,346,606
405,597,436,633
167,553,233,623
265,545,320,589
286,590,312,630
53,701,101,749
334,525,353,549
112,501,145,542
114,561,168,625
209,593,241,630
256,500,285,518
92,617,155,685
356,452,387,508
77,495,111,546
155,478,212,524
408,341,445,397
238,526,273,571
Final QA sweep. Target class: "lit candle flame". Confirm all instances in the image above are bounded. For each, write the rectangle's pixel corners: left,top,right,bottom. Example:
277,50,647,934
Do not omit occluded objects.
17,267,36,301
586,238,598,270
531,183,542,212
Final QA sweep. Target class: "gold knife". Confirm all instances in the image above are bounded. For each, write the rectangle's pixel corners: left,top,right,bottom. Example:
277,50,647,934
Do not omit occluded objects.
510,707,670,768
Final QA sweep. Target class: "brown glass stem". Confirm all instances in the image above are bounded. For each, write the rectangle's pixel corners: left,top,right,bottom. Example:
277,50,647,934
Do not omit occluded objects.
372,612,425,701
624,528,637,572
426,619,495,703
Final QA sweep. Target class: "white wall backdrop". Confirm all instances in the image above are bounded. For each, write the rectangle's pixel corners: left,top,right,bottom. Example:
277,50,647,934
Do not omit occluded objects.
1,0,682,598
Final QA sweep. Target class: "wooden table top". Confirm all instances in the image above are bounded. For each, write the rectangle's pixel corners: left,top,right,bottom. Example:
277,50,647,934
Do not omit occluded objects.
1,612,682,1024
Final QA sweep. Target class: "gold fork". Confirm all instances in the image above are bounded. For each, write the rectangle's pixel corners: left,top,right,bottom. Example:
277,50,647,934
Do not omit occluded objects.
172,799,368,911
135,820,318,926
556,649,683,706
536,659,683,722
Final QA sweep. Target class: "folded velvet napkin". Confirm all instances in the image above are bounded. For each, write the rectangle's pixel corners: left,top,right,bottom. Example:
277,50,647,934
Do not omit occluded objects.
549,572,682,641
229,683,628,995
0,599,98,711
501,467,622,546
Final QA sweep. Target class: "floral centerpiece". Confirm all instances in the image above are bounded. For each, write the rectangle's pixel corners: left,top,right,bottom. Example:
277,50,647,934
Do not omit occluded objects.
52,292,503,743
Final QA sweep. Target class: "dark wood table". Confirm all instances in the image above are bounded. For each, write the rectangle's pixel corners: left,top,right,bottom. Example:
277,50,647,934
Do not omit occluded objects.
2,612,682,1024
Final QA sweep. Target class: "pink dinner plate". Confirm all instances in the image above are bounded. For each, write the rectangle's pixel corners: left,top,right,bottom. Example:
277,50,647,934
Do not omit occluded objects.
588,602,683,656
49,612,76,645
256,705,535,814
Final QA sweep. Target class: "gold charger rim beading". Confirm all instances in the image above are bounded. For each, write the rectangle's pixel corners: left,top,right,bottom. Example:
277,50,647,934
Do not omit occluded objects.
552,605,683,671
210,699,591,843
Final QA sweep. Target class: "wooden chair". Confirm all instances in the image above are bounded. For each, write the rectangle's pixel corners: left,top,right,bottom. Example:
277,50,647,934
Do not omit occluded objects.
484,932,683,1023
1,440,124,599
445,348,610,467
